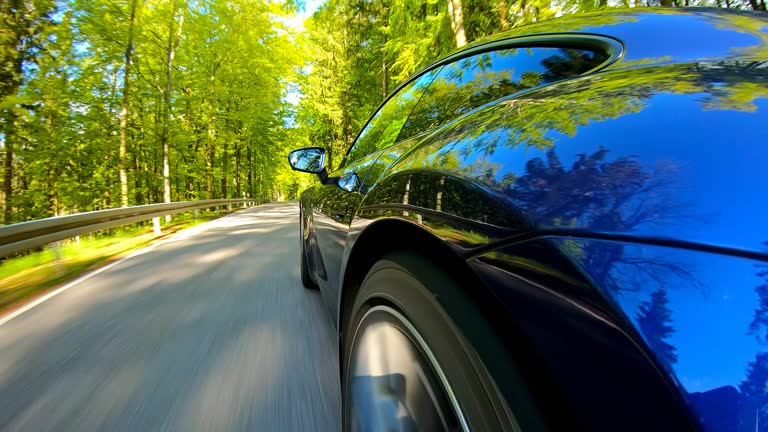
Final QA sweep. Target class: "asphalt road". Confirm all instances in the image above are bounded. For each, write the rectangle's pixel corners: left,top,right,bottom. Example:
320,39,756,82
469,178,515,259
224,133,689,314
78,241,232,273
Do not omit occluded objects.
0,203,341,431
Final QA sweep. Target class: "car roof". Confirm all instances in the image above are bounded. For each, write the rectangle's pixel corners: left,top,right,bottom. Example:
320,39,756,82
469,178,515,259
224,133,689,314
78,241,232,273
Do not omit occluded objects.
342,8,768,168
421,8,768,77
474,8,768,59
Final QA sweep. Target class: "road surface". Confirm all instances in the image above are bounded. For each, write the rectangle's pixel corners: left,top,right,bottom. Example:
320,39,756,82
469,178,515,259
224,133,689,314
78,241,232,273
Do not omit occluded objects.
0,203,341,431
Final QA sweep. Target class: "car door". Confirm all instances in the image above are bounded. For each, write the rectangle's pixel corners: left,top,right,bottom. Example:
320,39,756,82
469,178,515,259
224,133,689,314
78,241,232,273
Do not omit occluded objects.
310,68,442,315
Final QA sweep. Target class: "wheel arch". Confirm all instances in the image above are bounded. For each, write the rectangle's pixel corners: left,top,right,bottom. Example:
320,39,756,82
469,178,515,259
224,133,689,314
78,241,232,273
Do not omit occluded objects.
337,216,466,335
336,215,571,431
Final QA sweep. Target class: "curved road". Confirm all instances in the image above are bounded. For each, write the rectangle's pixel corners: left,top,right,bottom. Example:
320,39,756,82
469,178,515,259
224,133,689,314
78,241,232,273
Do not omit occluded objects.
0,203,340,431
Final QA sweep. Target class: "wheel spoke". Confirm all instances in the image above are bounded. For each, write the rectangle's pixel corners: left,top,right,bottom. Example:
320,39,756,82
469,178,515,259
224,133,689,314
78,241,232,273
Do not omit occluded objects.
345,305,468,432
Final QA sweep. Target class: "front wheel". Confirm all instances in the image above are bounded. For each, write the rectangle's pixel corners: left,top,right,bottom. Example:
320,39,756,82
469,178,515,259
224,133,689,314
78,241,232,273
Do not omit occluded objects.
341,251,517,431
299,207,317,289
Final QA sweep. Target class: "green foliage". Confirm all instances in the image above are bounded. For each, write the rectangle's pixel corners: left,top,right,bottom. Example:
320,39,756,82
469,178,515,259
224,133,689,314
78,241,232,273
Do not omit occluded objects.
0,0,761,223
299,0,757,179
0,0,304,224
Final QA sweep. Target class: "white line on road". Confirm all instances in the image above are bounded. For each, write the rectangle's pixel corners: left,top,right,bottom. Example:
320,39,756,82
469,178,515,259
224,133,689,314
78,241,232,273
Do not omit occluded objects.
0,207,258,327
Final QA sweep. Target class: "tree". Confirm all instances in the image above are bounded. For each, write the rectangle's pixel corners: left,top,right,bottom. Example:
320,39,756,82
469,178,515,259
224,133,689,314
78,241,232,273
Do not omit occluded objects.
299,0,355,170
161,0,184,206
16,8,79,220
448,0,467,47
740,243,768,431
0,0,55,223
118,0,139,207
739,353,768,432
748,246,768,344
0,0,762,227
0,0,307,223
635,289,678,367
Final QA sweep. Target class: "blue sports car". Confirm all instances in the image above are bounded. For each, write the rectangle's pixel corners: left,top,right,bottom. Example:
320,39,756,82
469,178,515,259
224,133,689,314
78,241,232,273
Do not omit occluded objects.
289,8,768,431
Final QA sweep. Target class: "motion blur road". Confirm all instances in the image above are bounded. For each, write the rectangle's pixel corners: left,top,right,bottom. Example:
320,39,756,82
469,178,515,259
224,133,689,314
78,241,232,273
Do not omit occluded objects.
0,203,340,431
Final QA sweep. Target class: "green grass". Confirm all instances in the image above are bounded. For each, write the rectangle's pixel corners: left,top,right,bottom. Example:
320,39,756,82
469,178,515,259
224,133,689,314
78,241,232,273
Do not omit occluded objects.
0,209,237,313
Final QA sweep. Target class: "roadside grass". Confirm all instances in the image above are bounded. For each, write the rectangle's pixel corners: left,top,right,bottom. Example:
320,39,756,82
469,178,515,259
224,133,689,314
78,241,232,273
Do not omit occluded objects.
0,208,238,314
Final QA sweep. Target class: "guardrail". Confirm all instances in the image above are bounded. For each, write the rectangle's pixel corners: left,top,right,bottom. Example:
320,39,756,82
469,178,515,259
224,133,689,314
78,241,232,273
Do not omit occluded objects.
0,199,265,258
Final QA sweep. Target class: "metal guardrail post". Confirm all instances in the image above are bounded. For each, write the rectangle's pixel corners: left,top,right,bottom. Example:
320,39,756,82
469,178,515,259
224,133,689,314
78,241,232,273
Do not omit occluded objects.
52,241,63,270
152,217,161,235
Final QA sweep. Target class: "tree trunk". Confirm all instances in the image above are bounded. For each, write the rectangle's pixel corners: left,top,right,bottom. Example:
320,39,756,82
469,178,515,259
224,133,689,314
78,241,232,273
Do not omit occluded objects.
133,145,141,204
134,96,144,205
234,141,241,198
221,138,228,198
326,145,333,173
497,1,509,31
436,176,445,212
447,0,467,48
2,112,14,224
258,165,263,199
381,43,388,100
247,147,253,198
119,0,139,207
162,0,185,206
44,96,58,218
381,4,389,101
206,129,215,198
174,165,181,201
403,177,410,217
2,30,26,223
51,188,59,217
204,64,217,198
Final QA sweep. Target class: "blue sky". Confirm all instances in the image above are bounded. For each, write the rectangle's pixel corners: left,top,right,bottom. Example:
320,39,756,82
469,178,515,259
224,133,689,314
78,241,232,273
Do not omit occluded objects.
282,0,324,31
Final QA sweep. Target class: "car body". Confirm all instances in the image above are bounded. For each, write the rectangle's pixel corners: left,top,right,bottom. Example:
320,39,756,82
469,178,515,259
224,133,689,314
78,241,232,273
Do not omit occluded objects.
290,8,768,431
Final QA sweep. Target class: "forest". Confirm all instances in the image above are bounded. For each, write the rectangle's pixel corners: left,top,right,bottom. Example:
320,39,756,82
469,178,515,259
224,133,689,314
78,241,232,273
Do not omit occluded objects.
0,0,765,224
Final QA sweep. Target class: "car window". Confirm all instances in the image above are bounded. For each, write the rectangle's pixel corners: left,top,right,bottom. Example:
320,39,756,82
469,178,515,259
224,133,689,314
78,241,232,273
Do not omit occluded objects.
343,68,442,166
399,46,609,140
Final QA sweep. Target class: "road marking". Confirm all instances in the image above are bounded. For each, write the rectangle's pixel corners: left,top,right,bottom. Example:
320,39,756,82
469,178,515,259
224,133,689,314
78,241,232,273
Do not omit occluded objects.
0,206,262,327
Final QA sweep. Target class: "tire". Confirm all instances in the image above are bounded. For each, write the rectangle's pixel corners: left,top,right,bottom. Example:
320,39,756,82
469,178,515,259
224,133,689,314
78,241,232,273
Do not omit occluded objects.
299,208,317,289
341,251,517,432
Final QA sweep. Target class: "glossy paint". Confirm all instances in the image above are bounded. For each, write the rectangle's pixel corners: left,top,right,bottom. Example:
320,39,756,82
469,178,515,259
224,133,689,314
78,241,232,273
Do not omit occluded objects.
303,150,383,318
546,238,768,431
297,9,768,431
469,240,698,430
362,59,768,253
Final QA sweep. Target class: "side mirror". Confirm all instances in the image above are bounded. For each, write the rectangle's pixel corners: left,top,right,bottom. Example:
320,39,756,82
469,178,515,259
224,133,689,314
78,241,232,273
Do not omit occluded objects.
288,147,326,174
337,173,360,192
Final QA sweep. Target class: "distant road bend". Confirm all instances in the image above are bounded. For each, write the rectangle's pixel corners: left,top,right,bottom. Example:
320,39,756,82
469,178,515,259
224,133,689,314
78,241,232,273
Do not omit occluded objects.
0,203,340,431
